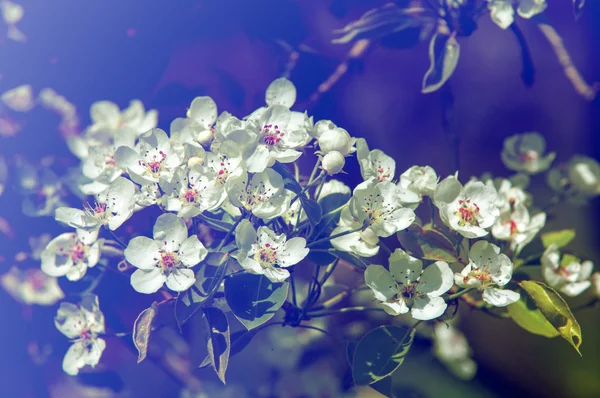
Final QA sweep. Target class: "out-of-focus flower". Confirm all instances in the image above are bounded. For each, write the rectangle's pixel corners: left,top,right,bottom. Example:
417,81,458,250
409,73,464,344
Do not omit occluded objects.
125,213,207,293
1,84,35,112
1,0,27,42
433,323,477,380
55,295,106,375
501,132,555,174
41,229,102,281
365,249,453,320
434,177,499,238
0,155,7,196
455,241,519,307
235,221,308,283
487,0,547,30
566,156,600,198
87,99,157,138
16,159,66,217
541,244,593,297
492,204,546,255
1,266,64,305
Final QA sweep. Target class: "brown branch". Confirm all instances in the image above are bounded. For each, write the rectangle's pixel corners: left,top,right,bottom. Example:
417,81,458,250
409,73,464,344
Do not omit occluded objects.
537,23,599,101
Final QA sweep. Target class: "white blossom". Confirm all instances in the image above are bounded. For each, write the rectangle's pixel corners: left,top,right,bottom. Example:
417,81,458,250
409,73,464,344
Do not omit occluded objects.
1,84,34,112
55,177,136,231
433,324,477,380
41,229,102,281
349,178,416,238
541,244,593,297
488,0,514,29
55,295,106,375
356,138,395,182
1,267,64,305
492,204,545,254
455,241,519,307
399,165,438,198
365,249,453,320
88,99,157,138
1,0,26,42
568,155,600,198
331,207,379,257
125,213,207,293
501,132,555,174
321,151,345,175
435,177,500,238
226,168,289,220
235,222,308,283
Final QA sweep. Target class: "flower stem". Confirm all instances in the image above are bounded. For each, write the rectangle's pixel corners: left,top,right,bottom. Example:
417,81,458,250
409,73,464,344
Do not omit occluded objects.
306,306,385,318
216,216,242,251
445,287,475,302
307,226,362,248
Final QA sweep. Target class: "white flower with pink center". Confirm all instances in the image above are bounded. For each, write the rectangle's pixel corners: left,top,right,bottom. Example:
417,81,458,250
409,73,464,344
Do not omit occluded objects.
55,177,136,232
455,241,519,307
541,244,594,297
435,177,499,238
41,229,102,281
160,165,224,218
226,168,289,220
124,213,207,294
87,99,157,138
115,128,182,186
1,266,64,306
55,295,106,376
205,145,243,187
235,221,309,283
365,249,453,320
356,138,396,183
349,177,416,238
491,204,546,255
501,132,555,174
400,165,439,198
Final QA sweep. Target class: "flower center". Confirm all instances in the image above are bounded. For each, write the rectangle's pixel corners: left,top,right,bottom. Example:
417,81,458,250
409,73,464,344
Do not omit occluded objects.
70,242,86,262
140,151,167,175
399,283,418,300
84,201,108,221
455,199,480,226
261,124,284,146
465,264,493,286
362,193,394,225
519,150,538,164
182,189,198,203
555,266,571,278
159,251,179,272
257,243,278,266
105,154,116,167
376,164,392,182
508,220,518,236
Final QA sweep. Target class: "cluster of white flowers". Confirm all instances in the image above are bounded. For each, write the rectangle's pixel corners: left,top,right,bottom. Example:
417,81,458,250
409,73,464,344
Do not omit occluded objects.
2,76,587,383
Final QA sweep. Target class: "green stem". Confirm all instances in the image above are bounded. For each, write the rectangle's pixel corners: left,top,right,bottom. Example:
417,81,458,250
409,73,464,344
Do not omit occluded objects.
307,306,385,318
216,216,242,251
379,241,393,255
307,226,362,248
445,287,475,302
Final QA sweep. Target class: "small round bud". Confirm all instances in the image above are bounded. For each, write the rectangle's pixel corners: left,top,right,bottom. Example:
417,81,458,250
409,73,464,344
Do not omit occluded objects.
322,151,345,175
196,129,214,146
318,127,353,156
187,156,203,168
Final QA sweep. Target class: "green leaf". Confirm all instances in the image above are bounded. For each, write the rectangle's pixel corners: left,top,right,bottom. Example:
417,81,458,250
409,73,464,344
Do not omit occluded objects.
541,229,576,249
203,307,230,384
224,273,288,330
519,281,583,355
300,197,322,225
332,3,423,44
397,224,458,262
199,328,261,369
507,294,560,338
422,32,460,94
133,302,158,364
352,326,416,385
271,162,302,194
315,193,350,239
175,252,230,330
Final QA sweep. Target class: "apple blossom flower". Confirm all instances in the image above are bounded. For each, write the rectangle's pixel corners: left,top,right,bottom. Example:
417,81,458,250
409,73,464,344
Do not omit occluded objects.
399,165,439,198
235,221,308,283
160,165,224,218
226,168,289,220
501,132,555,174
356,138,395,182
1,0,26,42
41,229,102,281
16,160,66,217
365,249,453,320
492,204,546,255
87,99,157,138
433,323,477,380
485,175,530,213
134,183,161,210
331,207,379,257
349,178,416,238
434,177,500,238
455,240,519,307
541,244,593,297
55,295,106,375
55,177,136,231
204,145,243,188
1,266,64,305
115,128,183,186
125,213,207,293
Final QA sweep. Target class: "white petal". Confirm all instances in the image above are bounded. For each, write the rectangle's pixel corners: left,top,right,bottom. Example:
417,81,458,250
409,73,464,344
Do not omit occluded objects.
165,268,196,292
560,281,591,297
278,237,309,267
411,296,447,320
90,101,120,126
382,300,409,316
62,341,88,376
245,145,271,173
389,249,423,284
482,288,520,307
130,268,166,294
418,261,453,297
124,236,160,270
239,257,266,275
55,303,85,339
265,78,296,108
235,219,257,253
178,236,207,267
365,264,397,302
153,213,188,249
187,96,217,128
263,266,290,283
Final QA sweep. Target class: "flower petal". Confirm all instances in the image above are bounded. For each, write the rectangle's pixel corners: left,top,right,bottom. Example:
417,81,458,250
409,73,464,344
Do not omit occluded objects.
124,236,160,270
130,268,166,294
411,296,447,320
165,268,195,292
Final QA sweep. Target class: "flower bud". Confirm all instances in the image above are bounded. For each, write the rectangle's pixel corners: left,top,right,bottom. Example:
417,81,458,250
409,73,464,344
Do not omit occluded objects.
187,156,203,168
195,129,214,147
318,127,354,156
322,151,345,175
